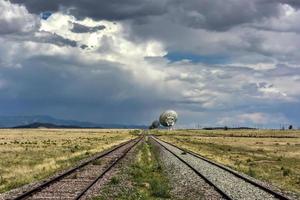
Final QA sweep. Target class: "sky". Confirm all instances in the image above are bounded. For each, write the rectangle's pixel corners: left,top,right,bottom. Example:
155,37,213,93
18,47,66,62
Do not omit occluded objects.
0,0,300,128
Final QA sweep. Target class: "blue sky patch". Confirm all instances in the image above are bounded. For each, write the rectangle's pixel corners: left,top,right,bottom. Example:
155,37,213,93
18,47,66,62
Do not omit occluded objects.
40,11,52,20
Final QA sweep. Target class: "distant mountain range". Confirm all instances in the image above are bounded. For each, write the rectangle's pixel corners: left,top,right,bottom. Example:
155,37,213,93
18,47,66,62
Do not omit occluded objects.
0,115,146,129
14,122,82,129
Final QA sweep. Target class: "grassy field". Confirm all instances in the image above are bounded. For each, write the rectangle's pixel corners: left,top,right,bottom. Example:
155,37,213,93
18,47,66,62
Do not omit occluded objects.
0,129,136,193
152,129,300,195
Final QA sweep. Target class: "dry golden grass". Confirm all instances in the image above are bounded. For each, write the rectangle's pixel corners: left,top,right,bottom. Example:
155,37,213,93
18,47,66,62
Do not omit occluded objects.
0,128,136,193
152,129,300,195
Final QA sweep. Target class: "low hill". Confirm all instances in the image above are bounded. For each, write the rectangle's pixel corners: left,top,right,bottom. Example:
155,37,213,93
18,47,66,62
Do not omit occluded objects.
0,115,147,129
13,122,83,129
202,126,256,130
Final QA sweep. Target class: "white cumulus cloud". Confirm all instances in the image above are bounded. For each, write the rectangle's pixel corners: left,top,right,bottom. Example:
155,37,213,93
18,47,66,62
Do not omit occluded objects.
0,0,39,34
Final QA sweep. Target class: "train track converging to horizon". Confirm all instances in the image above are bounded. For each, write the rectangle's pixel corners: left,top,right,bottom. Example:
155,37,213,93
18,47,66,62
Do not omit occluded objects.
150,135,291,200
10,136,143,200
3,133,295,200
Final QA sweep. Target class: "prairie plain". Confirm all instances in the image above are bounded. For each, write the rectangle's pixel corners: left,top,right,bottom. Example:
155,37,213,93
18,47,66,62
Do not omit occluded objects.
0,129,135,193
152,129,300,195
1,128,299,198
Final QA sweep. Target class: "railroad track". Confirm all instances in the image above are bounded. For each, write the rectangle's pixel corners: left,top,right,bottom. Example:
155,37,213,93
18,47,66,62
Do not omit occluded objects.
10,136,143,200
150,135,291,200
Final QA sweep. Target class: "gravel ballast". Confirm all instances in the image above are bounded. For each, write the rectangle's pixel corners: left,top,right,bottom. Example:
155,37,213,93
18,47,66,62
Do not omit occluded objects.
152,136,278,200
150,137,225,200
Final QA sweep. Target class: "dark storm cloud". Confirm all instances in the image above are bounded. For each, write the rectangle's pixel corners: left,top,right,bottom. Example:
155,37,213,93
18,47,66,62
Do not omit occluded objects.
0,55,172,123
3,0,300,127
71,22,105,33
10,0,293,31
10,0,169,20
281,0,300,8
168,0,281,31
36,32,78,47
1,31,78,48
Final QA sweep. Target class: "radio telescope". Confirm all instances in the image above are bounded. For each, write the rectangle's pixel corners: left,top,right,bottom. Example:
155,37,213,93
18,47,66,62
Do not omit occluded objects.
159,110,178,129
149,120,160,129
152,120,160,129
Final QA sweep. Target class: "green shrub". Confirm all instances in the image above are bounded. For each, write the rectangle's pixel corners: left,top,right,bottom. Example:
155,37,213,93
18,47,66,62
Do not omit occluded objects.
110,176,120,185
282,168,291,176
149,177,170,198
247,168,256,177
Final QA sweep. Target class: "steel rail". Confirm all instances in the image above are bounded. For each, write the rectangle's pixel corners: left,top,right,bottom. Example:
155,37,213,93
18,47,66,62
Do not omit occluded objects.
150,136,232,200
75,135,143,199
13,136,142,200
151,135,291,200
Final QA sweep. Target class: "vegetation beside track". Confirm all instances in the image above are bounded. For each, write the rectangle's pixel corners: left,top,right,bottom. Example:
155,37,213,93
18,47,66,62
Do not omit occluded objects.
0,129,136,193
151,129,300,195
95,137,171,200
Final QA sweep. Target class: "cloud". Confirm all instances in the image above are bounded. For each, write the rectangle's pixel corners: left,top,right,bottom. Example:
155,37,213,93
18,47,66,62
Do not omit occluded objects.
9,1,300,65
11,0,300,32
240,113,275,124
281,0,300,9
33,31,77,47
0,0,39,34
168,0,282,31
70,22,105,33
1,1,300,127
0,12,172,123
10,0,169,20
250,4,300,33
218,112,289,127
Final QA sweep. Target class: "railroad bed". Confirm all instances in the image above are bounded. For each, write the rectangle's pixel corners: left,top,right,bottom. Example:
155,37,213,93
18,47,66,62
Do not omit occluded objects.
7,136,142,200
150,136,292,200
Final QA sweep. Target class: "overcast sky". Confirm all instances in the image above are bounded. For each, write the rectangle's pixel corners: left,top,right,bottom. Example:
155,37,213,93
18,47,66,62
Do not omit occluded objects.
1,0,300,128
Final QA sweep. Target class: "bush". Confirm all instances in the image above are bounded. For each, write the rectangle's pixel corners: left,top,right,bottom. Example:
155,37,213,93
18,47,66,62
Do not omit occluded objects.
0,176,5,184
282,168,291,176
150,178,170,198
247,168,256,177
110,176,120,185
